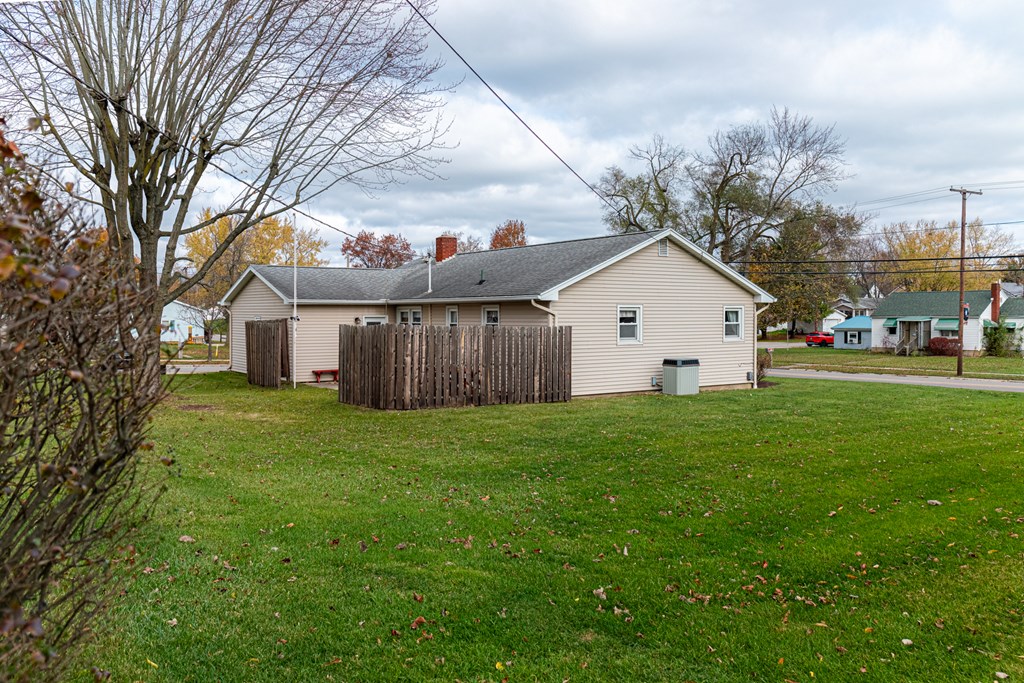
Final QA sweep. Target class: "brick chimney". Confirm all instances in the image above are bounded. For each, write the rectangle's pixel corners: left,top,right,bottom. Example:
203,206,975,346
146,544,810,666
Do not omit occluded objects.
991,281,1001,321
435,234,457,263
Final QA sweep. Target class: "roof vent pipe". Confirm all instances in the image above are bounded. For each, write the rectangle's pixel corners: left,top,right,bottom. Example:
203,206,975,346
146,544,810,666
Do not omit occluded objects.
426,256,433,294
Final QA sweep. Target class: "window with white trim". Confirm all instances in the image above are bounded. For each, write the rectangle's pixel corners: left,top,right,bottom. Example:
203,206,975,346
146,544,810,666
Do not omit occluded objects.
940,329,958,338
446,306,459,327
846,330,860,345
724,307,743,340
482,306,500,327
364,315,387,326
397,307,422,326
658,238,669,257
617,305,642,344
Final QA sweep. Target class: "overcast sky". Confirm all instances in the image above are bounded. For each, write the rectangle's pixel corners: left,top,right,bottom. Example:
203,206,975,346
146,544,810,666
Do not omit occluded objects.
295,0,1024,263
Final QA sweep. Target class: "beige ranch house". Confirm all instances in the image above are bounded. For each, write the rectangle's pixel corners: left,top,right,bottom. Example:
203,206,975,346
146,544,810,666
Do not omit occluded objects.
220,230,776,396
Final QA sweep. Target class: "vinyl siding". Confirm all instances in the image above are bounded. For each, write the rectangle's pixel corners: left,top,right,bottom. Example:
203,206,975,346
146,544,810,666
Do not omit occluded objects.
228,278,290,375
552,241,757,395
291,305,388,381
228,278,387,381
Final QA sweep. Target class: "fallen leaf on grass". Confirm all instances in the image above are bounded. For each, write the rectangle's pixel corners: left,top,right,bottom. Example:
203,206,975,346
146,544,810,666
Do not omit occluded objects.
593,587,607,601
411,616,426,630
178,535,195,543
166,619,177,627
413,592,424,603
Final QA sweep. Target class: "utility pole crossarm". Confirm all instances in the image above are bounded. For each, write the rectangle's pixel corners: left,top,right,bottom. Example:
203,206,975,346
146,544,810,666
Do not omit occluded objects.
949,187,983,377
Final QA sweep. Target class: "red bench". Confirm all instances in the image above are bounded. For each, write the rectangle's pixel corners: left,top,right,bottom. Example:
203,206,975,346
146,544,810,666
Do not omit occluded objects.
312,369,339,383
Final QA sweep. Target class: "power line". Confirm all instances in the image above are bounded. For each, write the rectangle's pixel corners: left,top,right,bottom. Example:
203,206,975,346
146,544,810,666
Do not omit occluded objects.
403,0,619,216
746,267,1014,277
736,252,1024,265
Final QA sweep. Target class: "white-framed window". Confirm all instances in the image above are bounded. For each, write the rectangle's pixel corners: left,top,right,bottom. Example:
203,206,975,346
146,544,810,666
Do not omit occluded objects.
397,307,422,326
846,331,861,345
446,306,459,327
482,306,500,327
658,238,669,257
363,315,387,326
723,307,743,340
885,325,896,335
617,305,642,344
940,329,958,338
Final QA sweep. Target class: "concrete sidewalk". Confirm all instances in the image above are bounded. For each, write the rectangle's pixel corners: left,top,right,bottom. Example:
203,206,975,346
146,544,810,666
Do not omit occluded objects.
167,364,230,375
768,368,1024,393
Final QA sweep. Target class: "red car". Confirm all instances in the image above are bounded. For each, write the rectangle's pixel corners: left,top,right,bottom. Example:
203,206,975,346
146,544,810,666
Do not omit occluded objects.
805,331,834,347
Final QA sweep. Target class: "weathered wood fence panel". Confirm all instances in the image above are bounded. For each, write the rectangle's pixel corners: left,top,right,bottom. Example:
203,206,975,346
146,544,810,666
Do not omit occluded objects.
338,324,571,410
245,319,290,388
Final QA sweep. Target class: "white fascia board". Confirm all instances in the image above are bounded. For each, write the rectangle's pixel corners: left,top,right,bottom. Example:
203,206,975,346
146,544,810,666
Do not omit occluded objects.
387,295,545,305
294,299,389,305
218,266,290,307
537,229,777,304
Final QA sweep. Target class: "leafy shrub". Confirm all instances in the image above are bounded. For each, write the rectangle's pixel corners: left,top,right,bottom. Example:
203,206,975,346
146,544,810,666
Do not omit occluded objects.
757,349,772,383
983,322,1019,357
927,336,960,356
0,121,165,680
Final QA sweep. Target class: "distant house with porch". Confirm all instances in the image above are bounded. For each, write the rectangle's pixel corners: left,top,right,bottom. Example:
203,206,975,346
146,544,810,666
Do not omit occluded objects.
870,286,1004,355
832,315,872,350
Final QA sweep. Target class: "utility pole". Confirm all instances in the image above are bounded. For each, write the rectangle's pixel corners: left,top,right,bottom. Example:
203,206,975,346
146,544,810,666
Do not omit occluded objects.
950,187,982,377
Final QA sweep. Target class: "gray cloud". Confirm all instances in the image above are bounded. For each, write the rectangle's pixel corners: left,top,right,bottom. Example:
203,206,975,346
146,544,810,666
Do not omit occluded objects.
302,0,1024,254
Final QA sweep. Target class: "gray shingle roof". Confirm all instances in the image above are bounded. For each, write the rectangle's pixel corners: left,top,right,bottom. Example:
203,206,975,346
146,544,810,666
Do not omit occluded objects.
872,290,993,319
1000,297,1024,318
388,232,653,301
224,230,774,305
251,265,401,301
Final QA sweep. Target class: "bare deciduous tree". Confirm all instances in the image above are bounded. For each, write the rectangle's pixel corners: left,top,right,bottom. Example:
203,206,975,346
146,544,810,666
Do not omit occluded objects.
687,107,847,263
0,0,448,367
598,134,686,234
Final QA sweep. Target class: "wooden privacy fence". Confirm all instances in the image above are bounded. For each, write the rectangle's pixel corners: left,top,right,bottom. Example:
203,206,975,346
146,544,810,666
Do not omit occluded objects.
339,324,571,410
245,319,290,388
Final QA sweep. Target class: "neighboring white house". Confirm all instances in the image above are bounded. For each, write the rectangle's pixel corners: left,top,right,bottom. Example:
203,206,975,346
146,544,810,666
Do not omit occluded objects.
220,230,777,395
160,300,207,344
870,285,1009,355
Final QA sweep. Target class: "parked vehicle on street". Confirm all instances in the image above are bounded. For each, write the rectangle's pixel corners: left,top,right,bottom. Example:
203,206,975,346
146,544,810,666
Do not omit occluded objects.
805,331,834,347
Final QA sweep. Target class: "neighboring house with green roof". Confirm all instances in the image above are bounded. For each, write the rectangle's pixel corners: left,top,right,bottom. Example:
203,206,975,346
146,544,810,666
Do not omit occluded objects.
871,287,1005,355
220,229,776,395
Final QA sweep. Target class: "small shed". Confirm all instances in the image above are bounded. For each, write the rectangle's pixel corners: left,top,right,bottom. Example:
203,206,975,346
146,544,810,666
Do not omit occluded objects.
832,315,872,350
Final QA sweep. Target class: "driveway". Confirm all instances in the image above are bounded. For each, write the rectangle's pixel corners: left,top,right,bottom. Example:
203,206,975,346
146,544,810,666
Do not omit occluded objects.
768,368,1024,393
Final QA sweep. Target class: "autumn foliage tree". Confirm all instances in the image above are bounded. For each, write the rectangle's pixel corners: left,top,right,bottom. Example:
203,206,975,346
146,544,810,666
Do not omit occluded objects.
489,219,527,249
341,230,414,268
871,219,1014,291
0,122,163,681
181,210,328,314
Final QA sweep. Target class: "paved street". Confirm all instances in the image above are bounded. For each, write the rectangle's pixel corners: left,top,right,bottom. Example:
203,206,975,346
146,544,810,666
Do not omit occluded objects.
768,368,1024,393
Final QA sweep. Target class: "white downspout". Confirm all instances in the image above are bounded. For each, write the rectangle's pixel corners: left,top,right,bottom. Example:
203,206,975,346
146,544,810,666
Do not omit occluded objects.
530,299,558,326
292,214,298,390
754,303,771,388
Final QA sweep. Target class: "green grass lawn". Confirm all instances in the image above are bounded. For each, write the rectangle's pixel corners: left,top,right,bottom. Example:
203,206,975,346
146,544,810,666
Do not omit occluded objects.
78,373,1024,682
770,347,1024,380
